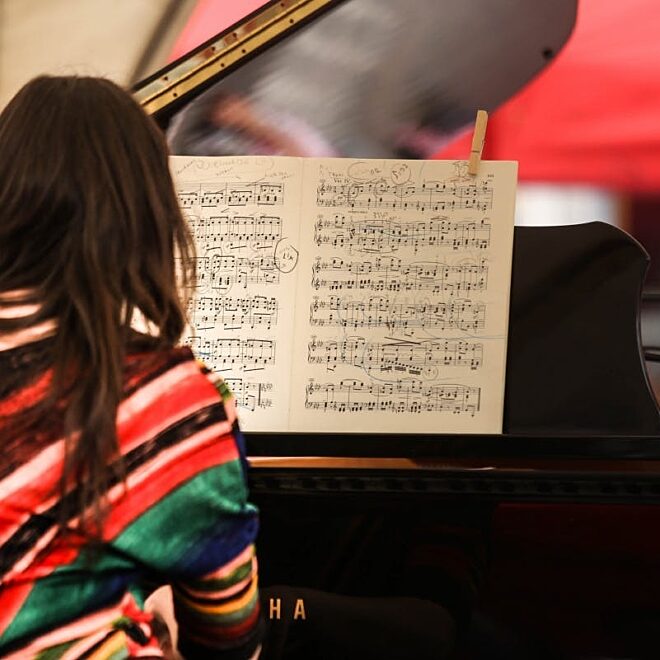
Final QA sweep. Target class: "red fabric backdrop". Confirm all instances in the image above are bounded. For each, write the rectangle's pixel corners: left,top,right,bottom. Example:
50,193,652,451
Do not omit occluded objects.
436,0,660,193
171,0,660,192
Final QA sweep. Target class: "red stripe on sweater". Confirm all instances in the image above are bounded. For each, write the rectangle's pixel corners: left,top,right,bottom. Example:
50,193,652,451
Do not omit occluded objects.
18,430,240,579
0,371,51,417
0,581,33,638
102,430,240,541
179,600,262,643
116,365,221,455
1,365,221,516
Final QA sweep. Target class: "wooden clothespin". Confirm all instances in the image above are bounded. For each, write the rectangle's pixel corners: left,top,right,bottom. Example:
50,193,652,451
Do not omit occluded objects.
468,110,488,175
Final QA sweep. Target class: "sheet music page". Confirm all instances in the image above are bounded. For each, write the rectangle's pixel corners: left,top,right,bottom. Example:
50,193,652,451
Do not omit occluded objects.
171,156,303,431
289,158,517,434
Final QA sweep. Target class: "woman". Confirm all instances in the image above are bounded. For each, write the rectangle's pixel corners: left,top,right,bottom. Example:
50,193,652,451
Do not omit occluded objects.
0,76,263,659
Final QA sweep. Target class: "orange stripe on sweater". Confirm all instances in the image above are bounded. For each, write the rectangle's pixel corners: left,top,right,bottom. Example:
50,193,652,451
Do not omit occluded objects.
179,600,261,644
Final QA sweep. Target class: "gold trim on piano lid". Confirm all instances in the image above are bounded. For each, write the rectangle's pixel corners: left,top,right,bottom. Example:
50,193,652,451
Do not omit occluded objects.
135,0,338,117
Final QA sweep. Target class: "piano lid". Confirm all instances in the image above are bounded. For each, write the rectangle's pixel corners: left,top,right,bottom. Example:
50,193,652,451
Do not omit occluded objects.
130,2,660,443
133,0,577,151
133,1,346,125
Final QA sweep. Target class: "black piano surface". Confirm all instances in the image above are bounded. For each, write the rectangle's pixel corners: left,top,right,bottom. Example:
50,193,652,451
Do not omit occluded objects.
247,222,660,504
247,223,660,659
131,0,645,503
131,1,659,504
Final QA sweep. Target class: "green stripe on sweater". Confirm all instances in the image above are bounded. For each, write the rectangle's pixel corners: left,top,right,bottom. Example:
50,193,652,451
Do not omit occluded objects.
1,461,256,647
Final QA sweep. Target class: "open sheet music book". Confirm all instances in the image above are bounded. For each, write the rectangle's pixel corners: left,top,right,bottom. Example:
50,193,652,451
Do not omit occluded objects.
171,156,518,434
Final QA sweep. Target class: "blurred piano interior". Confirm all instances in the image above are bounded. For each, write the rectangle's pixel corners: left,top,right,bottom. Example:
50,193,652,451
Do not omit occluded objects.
134,2,660,657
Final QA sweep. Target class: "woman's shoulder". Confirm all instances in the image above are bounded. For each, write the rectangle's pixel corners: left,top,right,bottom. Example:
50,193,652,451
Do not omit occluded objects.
124,340,194,368
123,342,196,389
122,342,235,418
118,342,239,453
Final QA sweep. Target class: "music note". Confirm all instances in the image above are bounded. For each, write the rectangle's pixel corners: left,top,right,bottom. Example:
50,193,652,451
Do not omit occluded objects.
189,295,279,330
185,336,276,372
311,256,488,294
304,379,481,416
314,216,491,253
316,179,493,213
309,296,486,332
307,337,483,376
172,155,518,434
178,182,284,209
224,378,274,411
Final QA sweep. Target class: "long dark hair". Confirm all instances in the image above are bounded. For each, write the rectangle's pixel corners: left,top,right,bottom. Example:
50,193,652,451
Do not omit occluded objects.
0,76,196,531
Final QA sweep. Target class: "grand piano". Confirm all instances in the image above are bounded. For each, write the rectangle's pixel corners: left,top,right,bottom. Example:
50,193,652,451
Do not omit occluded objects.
134,2,660,656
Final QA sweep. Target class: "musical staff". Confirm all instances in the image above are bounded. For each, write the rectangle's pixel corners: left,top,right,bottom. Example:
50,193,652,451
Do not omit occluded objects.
309,296,486,332
172,154,518,433
311,256,488,294
224,378,274,412
314,216,491,253
187,214,282,249
185,337,275,371
308,337,483,375
305,379,481,415
316,180,493,212
189,295,278,330
194,254,280,292
178,182,284,208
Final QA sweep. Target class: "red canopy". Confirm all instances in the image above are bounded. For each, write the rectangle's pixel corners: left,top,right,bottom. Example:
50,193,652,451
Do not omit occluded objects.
437,0,660,193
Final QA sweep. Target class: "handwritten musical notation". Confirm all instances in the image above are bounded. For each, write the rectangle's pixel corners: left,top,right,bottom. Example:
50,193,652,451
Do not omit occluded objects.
311,256,488,294
289,156,516,433
305,379,481,416
189,295,278,331
308,337,483,376
317,180,493,213
314,216,491,253
172,156,304,431
172,155,517,433
178,182,284,208
309,296,486,332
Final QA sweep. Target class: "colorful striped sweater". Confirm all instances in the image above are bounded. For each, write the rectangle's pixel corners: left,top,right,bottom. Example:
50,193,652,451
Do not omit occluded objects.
0,338,263,659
